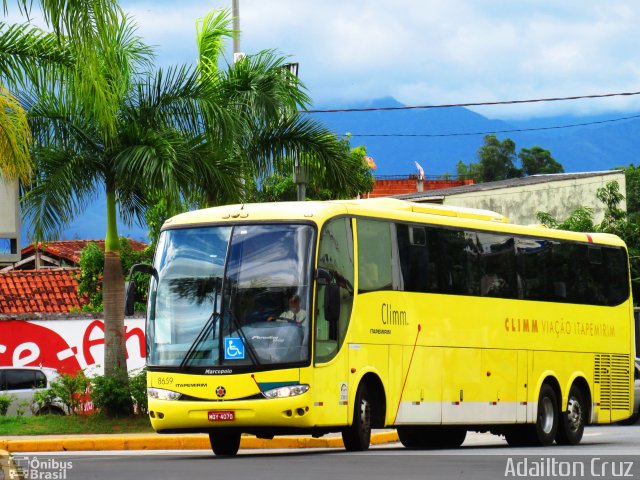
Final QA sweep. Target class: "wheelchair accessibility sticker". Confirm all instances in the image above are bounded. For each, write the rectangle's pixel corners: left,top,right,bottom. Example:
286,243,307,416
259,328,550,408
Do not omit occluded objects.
224,337,245,360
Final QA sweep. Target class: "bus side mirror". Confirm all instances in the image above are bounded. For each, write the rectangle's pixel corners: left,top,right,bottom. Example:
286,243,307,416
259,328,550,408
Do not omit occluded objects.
316,268,332,285
324,284,341,324
125,280,137,316
125,263,158,316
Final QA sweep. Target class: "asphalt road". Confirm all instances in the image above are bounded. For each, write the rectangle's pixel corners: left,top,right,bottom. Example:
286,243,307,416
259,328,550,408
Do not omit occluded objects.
8,425,640,480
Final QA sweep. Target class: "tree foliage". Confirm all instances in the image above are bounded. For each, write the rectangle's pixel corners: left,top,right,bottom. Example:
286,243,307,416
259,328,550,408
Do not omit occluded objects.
623,164,640,219
519,146,564,176
77,238,153,312
457,134,563,183
250,139,374,202
478,135,520,181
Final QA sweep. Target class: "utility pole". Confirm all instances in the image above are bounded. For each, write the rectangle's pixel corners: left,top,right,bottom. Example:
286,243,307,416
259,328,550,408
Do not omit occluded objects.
284,62,306,201
232,0,241,61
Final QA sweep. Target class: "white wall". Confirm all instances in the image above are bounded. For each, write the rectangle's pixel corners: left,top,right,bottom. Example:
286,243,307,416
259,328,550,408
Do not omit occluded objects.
0,318,145,375
442,172,626,226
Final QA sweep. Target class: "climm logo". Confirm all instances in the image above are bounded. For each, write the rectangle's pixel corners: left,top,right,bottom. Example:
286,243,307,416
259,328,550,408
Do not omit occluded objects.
504,317,539,333
382,303,408,325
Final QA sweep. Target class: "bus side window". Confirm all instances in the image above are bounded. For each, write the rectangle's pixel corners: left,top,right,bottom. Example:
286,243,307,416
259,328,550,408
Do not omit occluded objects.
357,219,393,292
396,223,432,293
315,218,354,364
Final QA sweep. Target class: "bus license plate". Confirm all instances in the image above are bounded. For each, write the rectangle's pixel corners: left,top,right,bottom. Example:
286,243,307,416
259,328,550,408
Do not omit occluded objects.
208,410,235,421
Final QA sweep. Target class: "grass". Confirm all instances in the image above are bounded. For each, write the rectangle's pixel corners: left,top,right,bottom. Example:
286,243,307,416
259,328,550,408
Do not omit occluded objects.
0,414,154,436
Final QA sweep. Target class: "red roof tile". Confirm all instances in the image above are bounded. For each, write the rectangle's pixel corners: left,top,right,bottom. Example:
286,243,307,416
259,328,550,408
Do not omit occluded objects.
21,239,147,264
0,269,88,314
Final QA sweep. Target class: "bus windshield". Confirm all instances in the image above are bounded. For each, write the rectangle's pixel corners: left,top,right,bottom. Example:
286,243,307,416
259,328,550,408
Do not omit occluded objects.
147,224,315,369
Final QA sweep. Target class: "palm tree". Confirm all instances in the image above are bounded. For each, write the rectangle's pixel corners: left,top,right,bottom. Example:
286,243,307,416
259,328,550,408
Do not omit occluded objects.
1,4,352,405
1,9,242,410
194,10,356,201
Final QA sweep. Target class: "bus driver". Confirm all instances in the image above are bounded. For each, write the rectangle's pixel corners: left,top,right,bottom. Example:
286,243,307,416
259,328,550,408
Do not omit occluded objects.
268,294,307,324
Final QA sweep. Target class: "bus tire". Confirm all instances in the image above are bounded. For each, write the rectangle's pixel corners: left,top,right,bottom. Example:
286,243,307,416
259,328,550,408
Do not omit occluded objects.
555,385,586,445
209,430,241,456
398,426,466,449
506,384,558,446
342,383,372,451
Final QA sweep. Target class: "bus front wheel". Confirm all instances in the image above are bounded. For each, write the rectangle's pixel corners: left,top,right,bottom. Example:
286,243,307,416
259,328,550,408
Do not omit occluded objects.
342,384,372,451
209,430,241,456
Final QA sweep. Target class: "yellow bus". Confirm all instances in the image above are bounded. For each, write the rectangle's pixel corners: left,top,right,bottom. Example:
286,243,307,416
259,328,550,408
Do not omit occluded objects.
130,198,634,456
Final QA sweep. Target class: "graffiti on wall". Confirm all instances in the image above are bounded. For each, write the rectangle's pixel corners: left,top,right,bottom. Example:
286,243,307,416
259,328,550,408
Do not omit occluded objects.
0,319,145,374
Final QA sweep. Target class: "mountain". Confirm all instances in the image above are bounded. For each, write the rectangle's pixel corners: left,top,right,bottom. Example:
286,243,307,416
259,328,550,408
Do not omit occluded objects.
21,98,640,244
311,98,640,176
20,195,148,246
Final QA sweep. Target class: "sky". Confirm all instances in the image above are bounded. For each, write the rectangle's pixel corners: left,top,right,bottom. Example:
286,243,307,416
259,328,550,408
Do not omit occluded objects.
4,0,640,242
5,0,640,120
110,0,640,120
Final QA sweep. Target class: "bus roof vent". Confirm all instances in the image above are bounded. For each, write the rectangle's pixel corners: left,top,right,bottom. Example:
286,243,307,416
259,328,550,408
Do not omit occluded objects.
410,203,509,223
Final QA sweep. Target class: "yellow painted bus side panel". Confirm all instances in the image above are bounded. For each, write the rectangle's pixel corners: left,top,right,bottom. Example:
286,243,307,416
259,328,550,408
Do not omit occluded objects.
308,349,349,427
393,346,443,425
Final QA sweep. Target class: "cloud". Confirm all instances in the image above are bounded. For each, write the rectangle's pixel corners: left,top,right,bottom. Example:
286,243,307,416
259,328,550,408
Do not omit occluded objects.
88,0,640,118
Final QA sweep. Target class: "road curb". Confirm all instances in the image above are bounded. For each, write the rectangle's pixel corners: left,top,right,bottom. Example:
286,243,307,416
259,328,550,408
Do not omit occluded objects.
0,431,399,453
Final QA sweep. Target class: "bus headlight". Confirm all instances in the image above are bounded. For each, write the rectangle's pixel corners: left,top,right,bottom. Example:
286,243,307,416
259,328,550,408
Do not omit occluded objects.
148,387,182,401
263,384,310,399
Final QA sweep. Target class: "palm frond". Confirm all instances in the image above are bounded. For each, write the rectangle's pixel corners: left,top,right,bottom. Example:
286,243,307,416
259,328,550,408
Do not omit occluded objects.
100,11,154,82
131,65,206,134
0,82,32,182
78,8,152,141
28,0,120,41
21,145,102,241
196,8,235,76
114,178,147,227
21,88,102,155
0,21,73,89
222,49,311,118
244,114,345,181
187,140,244,206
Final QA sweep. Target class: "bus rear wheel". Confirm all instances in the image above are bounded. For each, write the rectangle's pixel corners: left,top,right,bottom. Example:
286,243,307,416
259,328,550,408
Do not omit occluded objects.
209,430,241,456
342,384,372,451
555,385,586,445
505,384,558,447
398,426,466,449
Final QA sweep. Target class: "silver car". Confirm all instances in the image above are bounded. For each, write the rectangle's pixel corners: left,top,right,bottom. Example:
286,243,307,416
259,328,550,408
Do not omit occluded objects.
0,366,66,416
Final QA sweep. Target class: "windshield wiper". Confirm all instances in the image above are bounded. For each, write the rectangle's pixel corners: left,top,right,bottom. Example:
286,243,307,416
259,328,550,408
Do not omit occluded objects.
227,309,261,367
180,311,219,368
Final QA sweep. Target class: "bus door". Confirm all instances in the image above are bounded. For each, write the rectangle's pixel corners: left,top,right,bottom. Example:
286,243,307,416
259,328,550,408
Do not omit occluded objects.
312,217,355,427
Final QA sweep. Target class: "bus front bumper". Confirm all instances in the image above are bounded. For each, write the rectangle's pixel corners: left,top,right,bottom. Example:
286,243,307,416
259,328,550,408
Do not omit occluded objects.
148,393,316,432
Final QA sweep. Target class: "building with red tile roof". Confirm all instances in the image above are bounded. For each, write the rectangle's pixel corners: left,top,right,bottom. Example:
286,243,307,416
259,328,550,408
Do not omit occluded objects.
0,268,88,314
2,239,147,271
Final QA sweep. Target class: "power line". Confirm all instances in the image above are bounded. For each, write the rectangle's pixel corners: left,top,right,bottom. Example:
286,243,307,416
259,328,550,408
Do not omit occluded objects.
303,90,640,114
346,113,640,138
